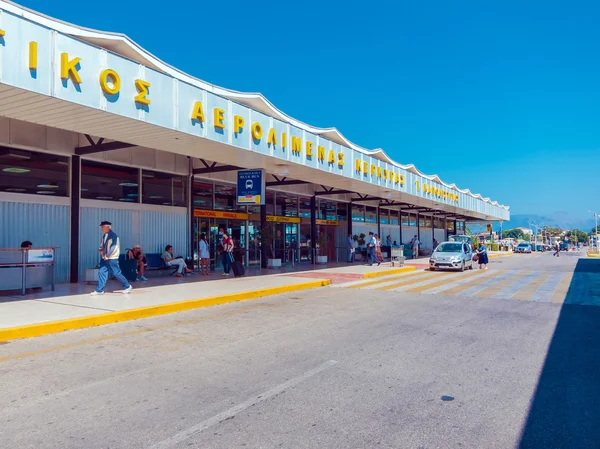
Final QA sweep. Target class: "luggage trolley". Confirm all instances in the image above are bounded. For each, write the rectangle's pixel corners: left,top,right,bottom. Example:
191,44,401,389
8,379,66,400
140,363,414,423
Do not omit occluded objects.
391,245,405,267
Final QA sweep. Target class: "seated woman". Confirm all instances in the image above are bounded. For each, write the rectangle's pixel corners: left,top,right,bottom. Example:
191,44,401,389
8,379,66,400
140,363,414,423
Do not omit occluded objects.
162,245,192,277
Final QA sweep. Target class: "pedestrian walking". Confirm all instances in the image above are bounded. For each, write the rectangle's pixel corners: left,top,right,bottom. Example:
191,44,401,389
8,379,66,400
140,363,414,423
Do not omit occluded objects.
347,233,355,263
367,232,377,266
410,235,420,259
477,240,489,270
199,233,210,275
375,234,383,265
553,241,560,257
91,221,132,295
221,231,234,276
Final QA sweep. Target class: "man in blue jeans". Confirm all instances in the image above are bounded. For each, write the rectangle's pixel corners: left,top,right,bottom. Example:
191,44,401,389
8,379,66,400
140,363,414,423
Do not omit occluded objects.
91,221,132,295
367,232,377,266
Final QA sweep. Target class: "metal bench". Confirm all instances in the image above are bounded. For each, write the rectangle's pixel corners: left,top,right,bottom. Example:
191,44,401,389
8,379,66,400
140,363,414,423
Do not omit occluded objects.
145,253,178,276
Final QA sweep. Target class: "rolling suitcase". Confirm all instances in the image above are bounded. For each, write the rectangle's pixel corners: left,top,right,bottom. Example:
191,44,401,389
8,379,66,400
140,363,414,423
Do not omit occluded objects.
231,261,245,277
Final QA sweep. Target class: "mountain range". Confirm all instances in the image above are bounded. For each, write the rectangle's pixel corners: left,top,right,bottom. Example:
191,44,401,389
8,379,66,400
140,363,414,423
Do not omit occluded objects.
501,212,595,232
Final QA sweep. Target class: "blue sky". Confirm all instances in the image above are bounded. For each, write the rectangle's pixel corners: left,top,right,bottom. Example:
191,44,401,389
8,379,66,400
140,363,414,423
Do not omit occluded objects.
19,0,600,217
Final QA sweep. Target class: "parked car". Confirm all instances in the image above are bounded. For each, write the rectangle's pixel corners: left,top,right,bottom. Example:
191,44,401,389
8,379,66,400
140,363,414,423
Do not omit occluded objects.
448,235,474,249
515,243,532,253
429,242,474,272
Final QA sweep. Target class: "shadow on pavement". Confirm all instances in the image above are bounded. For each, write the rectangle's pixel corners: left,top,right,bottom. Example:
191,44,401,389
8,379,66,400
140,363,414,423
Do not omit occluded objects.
519,258,600,448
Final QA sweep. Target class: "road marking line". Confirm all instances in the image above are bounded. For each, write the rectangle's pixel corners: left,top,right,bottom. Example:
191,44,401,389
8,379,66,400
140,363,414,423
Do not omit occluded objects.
551,272,574,304
421,270,489,294
531,273,565,303
405,270,482,293
511,272,552,301
147,360,338,449
346,270,430,289
473,271,531,298
441,270,505,295
486,271,540,300
374,271,453,291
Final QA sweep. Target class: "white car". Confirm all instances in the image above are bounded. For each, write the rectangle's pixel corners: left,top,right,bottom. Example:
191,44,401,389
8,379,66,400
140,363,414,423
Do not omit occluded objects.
429,241,474,272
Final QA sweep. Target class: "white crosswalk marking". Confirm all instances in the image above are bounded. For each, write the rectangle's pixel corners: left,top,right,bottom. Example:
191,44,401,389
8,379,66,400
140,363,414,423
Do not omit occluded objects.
340,268,597,306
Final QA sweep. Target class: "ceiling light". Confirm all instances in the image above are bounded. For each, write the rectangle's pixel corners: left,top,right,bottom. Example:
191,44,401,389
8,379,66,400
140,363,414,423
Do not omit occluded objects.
4,150,30,159
37,184,59,189
3,167,30,173
127,193,139,197
149,195,163,199
119,182,138,187
81,188,88,191
36,191,55,195
118,198,135,202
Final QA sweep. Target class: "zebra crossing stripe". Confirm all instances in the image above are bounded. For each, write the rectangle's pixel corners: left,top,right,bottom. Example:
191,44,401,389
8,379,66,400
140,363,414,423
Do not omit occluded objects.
405,270,483,293
486,271,544,300
462,270,523,297
346,270,430,289
532,273,565,303
512,272,553,301
551,272,573,304
421,270,492,294
442,270,507,295
374,271,454,291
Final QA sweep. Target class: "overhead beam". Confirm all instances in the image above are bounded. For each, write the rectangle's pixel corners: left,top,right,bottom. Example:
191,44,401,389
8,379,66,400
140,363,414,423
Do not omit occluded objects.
193,165,241,175
315,189,354,196
75,135,137,155
265,180,309,187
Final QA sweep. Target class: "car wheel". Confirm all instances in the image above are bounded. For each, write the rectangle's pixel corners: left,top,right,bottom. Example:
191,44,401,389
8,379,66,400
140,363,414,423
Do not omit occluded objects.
460,261,465,272
430,267,436,271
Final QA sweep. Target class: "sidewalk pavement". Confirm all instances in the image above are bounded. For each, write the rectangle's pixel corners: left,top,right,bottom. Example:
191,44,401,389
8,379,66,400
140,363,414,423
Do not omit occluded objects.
0,263,417,342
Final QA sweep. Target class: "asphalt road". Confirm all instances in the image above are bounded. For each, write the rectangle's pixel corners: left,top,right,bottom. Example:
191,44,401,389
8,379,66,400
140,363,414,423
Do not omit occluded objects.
1,251,598,449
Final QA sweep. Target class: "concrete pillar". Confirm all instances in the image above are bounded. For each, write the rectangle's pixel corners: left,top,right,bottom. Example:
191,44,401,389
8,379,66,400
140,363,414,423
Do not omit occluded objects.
310,196,317,262
69,155,81,283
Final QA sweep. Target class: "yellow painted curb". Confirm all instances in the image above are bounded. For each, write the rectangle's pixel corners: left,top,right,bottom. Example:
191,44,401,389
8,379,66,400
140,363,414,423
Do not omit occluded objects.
362,266,417,279
588,252,600,258
489,253,513,259
0,279,330,342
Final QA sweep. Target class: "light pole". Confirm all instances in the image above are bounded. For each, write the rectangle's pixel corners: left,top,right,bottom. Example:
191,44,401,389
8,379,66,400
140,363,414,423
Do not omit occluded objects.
588,210,599,251
528,221,540,250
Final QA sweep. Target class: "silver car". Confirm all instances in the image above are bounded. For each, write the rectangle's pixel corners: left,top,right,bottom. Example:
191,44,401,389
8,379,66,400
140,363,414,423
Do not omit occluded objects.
429,241,474,272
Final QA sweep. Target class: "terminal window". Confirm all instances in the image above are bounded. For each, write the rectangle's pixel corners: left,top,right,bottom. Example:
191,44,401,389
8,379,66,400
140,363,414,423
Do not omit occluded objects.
0,147,68,197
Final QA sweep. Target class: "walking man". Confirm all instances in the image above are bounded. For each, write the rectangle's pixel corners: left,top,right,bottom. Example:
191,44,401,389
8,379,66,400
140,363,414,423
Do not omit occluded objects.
553,241,560,257
411,235,420,259
367,232,377,266
91,221,132,295
347,233,355,263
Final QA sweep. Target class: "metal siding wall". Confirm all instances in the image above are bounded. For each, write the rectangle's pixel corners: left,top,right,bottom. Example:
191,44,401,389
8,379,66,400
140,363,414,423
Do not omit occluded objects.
0,202,70,282
79,208,139,278
141,211,188,257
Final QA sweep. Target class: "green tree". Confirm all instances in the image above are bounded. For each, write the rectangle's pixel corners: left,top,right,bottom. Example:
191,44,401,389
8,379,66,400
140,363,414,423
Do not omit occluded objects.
567,229,589,244
502,229,524,240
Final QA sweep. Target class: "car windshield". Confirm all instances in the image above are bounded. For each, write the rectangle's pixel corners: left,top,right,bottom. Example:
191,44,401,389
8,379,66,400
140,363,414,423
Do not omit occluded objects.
518,243,528,247
436,243,462,253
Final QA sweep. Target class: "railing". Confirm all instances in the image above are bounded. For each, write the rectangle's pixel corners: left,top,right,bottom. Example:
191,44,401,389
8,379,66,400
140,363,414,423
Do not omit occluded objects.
0,247,57,295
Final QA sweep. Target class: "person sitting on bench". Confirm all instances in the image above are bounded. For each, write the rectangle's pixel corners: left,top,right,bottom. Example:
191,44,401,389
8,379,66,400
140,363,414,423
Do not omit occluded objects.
162,245,191,277
126,244,148,281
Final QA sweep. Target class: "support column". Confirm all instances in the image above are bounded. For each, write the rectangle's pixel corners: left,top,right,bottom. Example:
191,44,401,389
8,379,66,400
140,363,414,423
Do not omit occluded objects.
310,196,317,262
454,219,457,236
69,155,81,283
188,157,194,264
431,213,435,248
347,202,353,237
399,210,403,245
376,206,381,238
260,204,267,268
417,212,420,241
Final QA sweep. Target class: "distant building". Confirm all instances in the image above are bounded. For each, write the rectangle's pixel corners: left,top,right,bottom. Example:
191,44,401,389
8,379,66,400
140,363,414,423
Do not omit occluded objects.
516,227,533,235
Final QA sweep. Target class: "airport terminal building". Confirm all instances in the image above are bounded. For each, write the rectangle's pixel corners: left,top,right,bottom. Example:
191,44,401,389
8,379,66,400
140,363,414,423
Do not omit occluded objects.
0,1,509,283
